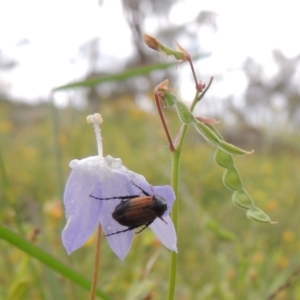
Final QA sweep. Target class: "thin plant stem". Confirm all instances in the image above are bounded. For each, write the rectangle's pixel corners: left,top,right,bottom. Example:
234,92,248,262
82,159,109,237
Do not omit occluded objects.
89,225,103,300
154,94,175,152
188,59,198,87
167,94,198,300
167,149,180,300
197,76,214,103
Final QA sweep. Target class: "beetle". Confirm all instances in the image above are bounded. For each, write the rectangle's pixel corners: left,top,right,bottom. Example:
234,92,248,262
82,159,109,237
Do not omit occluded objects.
90,182,167,236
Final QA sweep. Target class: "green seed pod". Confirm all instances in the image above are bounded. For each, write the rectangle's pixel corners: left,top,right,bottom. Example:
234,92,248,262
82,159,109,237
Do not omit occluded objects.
211,129,274,224
194,121,220,145
223,168,243,191
232,190,254,210
246,207,274,223
219,140,253,156
215,149,234,169
206,124,223,139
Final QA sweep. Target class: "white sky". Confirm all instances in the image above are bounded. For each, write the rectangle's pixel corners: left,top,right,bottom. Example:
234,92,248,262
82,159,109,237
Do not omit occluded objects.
0,0,299,104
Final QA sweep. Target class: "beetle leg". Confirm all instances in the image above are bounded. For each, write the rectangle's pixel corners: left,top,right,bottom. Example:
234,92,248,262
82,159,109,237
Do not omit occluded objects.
105,225,136,237
131,181,151,196
158,216,167,224
135,221,153,234
105,221,153,237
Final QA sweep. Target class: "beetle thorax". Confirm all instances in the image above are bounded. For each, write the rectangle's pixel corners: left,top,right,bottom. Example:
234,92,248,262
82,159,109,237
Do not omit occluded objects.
153,196,167,217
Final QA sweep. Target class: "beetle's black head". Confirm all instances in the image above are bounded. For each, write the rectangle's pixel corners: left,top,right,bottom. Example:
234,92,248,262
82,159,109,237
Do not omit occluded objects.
153,195,167,217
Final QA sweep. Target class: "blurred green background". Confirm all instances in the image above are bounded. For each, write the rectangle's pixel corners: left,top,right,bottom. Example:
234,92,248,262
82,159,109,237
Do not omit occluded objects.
1,98,300,299
1,1,300,299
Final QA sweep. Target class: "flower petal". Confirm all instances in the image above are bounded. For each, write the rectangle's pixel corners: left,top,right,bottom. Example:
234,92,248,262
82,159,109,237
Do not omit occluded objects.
97,169,137,260
106,231,135,260
62,157,106,254
127,171,152,194
150,215,178,253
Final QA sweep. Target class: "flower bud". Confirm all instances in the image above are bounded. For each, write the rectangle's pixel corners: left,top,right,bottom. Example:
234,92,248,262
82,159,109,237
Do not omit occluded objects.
144,34,190,62
144,34,162,51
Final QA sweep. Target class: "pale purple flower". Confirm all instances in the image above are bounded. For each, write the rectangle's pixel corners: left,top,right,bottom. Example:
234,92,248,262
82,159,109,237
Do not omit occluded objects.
62,155,177,260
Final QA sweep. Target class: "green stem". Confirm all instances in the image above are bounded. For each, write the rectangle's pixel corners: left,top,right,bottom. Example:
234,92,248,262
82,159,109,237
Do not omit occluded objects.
167,149,180,300
188,59,198,87
167,89,201,300
165,73,213,299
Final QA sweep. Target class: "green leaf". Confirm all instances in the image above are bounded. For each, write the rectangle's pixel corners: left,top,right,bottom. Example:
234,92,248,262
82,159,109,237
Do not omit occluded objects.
0,225,112,300
54,62,175,91
174,101,195,124
54,53,210,91
163,90,176,107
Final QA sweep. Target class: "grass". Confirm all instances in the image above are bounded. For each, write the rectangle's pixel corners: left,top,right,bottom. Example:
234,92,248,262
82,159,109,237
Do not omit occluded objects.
1,99,300,299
